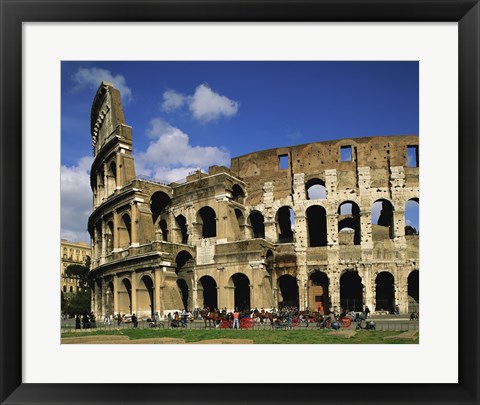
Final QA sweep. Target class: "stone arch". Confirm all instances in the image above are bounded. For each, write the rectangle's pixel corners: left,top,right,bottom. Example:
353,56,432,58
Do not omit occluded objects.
375,271,395,312
198,275,218,310
231,184,245,204
176,279,189,311
277,274,299,308
340,270,363,311
248,210,265,239
137,275,154,317
108,160,117,191
235,208,245,235
265,249,274,273
151,191,171,241
197,206,217,238
175,214,189,244
372,199,395,239
94,222,102,259
175,250,194,274
306,205,328,247
229,273,251,311
105,281,114,317
408,270,419,312
306,178,326,200
308,271,329,314
118,278,132,315
338,201,361,245
106,221,114,253
276,206,294,243
405,198,419,235
119,214,131,249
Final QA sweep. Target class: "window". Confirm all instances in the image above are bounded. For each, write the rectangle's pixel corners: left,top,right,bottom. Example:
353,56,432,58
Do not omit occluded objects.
279,154,289,170
407,145,419,167
340,146,352,162
315,295,323,302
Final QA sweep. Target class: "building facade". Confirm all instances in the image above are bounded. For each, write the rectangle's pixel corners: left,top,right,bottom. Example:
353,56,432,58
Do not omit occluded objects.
88,82,419,319
61,239,91,293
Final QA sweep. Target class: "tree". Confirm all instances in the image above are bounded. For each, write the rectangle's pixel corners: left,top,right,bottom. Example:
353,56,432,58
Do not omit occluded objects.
405,225,419,236
65,290,91,316
64,256,91,290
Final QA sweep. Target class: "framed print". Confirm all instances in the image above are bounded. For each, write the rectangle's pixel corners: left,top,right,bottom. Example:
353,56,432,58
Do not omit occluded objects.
1,0,479,404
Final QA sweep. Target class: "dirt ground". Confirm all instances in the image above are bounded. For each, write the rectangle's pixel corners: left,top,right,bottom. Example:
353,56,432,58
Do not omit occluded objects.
61,335,253,344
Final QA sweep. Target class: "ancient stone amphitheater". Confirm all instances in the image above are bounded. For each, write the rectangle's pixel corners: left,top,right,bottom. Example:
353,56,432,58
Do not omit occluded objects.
88,82,419,319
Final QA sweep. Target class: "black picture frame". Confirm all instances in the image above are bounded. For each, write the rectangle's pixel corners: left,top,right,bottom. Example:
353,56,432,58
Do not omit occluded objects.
1,1,479,404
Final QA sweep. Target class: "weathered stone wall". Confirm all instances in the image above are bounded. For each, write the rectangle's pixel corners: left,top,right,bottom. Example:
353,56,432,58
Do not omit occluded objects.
88,83,419,320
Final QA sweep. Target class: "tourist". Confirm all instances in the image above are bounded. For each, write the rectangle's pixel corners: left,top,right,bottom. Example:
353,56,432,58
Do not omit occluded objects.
232,309,239,329
75,314,81,330
132,313,138,328
364,306,371,318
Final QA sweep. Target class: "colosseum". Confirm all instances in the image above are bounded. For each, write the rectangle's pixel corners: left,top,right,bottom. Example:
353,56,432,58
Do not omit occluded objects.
88,81,419,320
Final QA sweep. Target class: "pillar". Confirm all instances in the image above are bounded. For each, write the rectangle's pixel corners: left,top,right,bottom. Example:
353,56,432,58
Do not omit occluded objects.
113,275,119,315
154,268,162,317
113,210,119,251
101,278,106,318
130,202,138,247
131,272,137,315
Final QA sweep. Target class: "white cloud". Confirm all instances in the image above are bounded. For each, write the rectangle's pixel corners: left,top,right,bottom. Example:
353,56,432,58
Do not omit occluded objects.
161,89,187,112
162,84,239,122
135,118,230,182
287,131,303,141
73,67,132,103
61,156,93,243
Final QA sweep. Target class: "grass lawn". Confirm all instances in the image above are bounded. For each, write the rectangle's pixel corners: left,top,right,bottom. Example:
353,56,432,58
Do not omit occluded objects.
61,328,418,344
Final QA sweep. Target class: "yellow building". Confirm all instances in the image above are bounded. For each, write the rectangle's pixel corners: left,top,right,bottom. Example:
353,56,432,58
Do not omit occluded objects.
61,239,91,293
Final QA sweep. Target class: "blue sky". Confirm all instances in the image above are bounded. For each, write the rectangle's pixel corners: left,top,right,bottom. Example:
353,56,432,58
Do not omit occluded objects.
61,61,419,243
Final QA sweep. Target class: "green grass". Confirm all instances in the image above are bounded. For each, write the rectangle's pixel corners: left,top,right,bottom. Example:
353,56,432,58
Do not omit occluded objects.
61,328,418,344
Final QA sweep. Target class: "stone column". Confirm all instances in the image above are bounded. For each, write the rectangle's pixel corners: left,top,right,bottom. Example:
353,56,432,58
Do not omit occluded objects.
113,210,120,252
101,220,106,262
326,213,338,246
154,268,162,318
130,201,138,247
113,275,119,315
101,278,106,318
329,271,340,313
115,152,121,189
130,272,137,315
103,162,109,198
363,265,374,311
360,210,373,249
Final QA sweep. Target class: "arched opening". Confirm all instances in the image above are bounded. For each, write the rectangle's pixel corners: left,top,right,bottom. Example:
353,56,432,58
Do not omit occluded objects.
94,222,102,259
175,251,193,274
119,214,131,249
105,281,114,316
118,278,132,315
306,178,326,200
63,285,67,293
338,202,361,245
248,211,265,239
306,205,328,247
159,219,168,241
277,275,299,308
231,184,245,204
265,250,274,273
372,199,395,239
109,161,117,191
69,286,73,293
408,270,419,312
106,221,114,253
151,192,171,241
340,271,363,311
177,279,189,311
405,198,420,235
231,273,251,311
198,206,217,238
137,275,154,317
235,209,245,234
199,276,217,310
277,206,294,243
175,215,188,244
375,272,395,312
308,271,329,314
